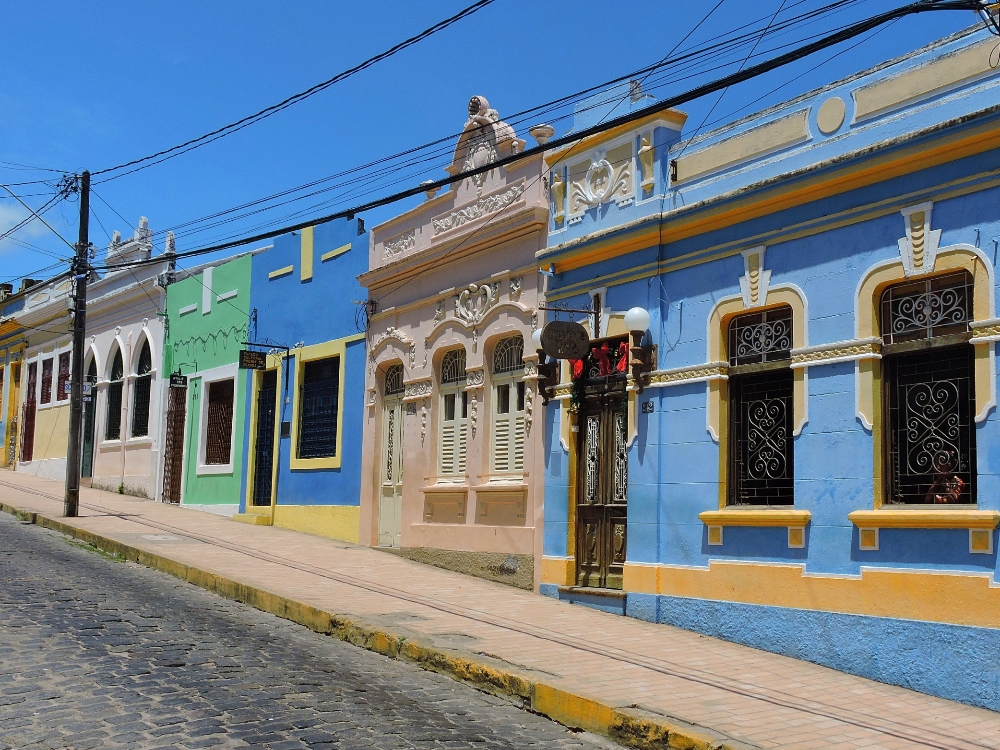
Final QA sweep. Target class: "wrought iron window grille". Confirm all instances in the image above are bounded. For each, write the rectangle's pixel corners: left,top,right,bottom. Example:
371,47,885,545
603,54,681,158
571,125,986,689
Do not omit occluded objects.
204,379,235,465
441,349,466,384
251,369,278,505
880,271,971,346
105,351,124,441
728,307,792,367
131,343,152,438
492,335,525,374
297,357,340,460
384,363,404,396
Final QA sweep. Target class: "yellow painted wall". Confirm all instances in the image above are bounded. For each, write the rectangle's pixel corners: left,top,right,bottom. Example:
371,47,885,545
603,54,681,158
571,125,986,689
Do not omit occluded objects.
273,505,360,544
32,405,70,460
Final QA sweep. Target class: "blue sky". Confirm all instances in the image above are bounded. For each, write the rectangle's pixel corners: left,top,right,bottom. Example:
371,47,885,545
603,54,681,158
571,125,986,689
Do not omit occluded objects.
0,0,979,283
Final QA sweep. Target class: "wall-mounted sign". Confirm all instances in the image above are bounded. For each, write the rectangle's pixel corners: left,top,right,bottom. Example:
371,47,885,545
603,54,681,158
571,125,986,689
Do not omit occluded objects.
239,349,267,370
81,382,93,396
280,421,291,438
169,373,188,388
540,320,590,360
642,400,655,414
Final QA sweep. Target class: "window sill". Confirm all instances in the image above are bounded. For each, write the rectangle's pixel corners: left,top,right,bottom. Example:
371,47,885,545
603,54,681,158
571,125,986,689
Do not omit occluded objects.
289,455,341,471
848,509,1000,530
125,437,153,447
698,508,811,528
421,484,468,496
197,463,234,476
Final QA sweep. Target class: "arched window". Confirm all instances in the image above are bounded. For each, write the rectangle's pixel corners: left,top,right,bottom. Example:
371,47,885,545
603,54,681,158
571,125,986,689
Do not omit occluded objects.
727,306,793,506
131,341,152,437
105,349,124,441
439,349,467,478
491,335,525,474
384,363,404,396
879,271,975,504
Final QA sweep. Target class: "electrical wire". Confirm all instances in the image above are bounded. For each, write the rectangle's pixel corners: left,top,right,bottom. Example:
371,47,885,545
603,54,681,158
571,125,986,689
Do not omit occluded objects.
89,0,993,275
91,0,501,182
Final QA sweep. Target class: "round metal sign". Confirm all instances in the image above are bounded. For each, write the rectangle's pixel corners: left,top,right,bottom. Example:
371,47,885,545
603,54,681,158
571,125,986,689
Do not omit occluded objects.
540,320,590,360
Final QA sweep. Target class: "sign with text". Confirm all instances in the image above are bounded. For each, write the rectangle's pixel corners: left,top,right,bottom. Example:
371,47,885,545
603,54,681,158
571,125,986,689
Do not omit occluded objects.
169,373,188,388
540,320,590,360
239,349,267,370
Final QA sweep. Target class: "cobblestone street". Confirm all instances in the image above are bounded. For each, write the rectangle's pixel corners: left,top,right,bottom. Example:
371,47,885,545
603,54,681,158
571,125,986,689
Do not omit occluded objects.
0,512,613,750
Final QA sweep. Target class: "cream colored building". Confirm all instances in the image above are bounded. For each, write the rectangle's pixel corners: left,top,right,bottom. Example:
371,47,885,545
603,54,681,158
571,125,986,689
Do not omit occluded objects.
359,96,549,589
14,219,171,498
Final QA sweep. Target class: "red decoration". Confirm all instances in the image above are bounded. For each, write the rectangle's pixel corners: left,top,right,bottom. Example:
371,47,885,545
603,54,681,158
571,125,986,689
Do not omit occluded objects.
615,342,628,373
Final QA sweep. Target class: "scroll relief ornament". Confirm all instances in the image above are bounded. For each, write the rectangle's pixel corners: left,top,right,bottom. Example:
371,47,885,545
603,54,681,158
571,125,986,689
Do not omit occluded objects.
569,151,632,216
509,277,523,302
383,230,415,259
370,326,412,374
432,182,524,236
455,282,500,326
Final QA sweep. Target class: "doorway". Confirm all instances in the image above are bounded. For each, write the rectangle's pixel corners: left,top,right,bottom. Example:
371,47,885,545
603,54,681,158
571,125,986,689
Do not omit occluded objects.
575,389,629,590
250,369,278,508
161,381,187,504
378,364,404,547
81,360,98,480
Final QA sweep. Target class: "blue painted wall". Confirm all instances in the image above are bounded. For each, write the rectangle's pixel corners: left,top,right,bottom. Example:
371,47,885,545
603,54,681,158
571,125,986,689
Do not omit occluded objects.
238,218,368,513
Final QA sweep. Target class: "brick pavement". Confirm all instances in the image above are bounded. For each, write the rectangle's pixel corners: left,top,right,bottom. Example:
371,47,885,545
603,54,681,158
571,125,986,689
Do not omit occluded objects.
1,469,998,750
0,511,614,750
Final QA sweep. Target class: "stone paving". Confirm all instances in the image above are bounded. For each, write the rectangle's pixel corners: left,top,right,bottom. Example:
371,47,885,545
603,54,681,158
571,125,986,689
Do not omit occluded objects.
2,470,1000,749
0,511,616,750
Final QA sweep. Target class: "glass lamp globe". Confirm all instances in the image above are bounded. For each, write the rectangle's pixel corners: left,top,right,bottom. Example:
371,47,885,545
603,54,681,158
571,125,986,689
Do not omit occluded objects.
531,328,544,350
624,306,651,334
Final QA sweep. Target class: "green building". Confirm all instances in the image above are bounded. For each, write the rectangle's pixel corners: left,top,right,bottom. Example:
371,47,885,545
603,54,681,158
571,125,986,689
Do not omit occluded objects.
160,252,256,514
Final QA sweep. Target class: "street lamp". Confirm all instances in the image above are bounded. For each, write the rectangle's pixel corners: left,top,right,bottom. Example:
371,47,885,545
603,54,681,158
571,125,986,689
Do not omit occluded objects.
625,306,655,393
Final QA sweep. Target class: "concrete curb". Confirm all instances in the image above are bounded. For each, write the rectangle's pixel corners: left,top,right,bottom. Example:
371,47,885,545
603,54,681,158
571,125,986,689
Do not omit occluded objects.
1,501,743,750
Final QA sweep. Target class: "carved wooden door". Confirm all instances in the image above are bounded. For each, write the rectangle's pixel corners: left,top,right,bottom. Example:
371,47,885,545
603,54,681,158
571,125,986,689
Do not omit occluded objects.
576,394,628,589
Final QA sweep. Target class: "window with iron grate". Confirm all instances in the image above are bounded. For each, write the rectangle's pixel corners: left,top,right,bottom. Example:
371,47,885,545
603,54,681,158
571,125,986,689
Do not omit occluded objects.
40,358,53,405
57,352,70,402
204,379,235,465
879,272,976,504
384,363,404,396
727,307,794,506
297,356,340,460
439,349,468,478
131,341,152,437
491,335,525,475
21,362,37,462
105,350,124,440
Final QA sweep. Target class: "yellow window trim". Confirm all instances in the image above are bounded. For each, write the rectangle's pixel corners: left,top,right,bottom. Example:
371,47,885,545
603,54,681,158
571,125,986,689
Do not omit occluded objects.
321,243,351,263
289,337,352,471
848,509,1000,530
268,265,294,280
243,355,283,516
698,509,812,528
301,226,314,282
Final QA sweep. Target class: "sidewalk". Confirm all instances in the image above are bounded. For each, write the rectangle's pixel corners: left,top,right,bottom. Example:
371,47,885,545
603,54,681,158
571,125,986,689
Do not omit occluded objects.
1,470,997,750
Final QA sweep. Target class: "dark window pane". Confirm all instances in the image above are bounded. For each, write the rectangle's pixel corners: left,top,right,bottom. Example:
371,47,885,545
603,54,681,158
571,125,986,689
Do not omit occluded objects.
57,352,70,401
105,382,123,440
728,368,794,506
205,379,235,465
516,381,525,411
497,383,510,414
884,345,976,504
728,307,792,366
40,359,53,404
298,357,340,459
880,272,971,345
444,393,455,421
131,375,151,437
461,391,468,419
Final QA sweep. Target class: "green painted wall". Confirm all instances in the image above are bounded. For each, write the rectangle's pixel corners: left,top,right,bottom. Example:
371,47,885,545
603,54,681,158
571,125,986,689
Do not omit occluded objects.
164,254,252,507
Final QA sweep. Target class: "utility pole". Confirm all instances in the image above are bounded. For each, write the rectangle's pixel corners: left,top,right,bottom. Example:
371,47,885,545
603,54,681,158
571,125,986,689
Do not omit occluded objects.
64,171,90,518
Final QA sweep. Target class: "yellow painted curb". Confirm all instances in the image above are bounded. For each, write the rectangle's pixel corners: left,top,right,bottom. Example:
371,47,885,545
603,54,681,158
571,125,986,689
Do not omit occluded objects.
232,513,273,526
1,501,741,750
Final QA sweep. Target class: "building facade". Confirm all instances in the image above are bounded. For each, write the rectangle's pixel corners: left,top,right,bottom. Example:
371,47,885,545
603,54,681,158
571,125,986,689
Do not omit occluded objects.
359,96,549,589
11,220,170,496
161,251,256,514
538,27,1000,710
236,218,368,542
0,280,36,469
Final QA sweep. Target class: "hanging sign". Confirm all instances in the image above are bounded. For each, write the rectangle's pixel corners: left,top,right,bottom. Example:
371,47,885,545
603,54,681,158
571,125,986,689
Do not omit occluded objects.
540,321,590,360
169,373,188,388
239,349,267,370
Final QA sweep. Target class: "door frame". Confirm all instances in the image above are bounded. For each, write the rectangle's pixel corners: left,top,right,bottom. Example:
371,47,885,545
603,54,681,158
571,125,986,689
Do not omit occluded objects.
378,393,404,547
245,362,282,520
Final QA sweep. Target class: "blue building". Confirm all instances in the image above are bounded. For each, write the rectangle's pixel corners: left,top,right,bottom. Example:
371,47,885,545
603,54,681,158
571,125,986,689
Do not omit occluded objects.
236,217,368,542
537,25,1000,710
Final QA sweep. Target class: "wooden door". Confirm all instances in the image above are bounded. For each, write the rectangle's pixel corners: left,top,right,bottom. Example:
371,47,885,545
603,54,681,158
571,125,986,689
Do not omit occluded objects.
378,396,403,547
6,363,20,467
20,362,37,463
576,394,628,589
160,383,187,504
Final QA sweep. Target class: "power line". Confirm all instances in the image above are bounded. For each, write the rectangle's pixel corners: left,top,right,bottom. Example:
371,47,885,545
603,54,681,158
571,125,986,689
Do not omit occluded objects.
90,0,994,275
91,0,501,182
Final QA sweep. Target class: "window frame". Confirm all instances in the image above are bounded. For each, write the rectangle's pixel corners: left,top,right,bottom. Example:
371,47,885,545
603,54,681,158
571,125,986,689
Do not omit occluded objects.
878,273,977,506
56,351,71,404
726,306,795,507
296,355,341,461
289,338,350,471
490,335,527,477
130,340,154,439
438,348,468,481
195,363,239,476
39,357,53,405
104,348,125,442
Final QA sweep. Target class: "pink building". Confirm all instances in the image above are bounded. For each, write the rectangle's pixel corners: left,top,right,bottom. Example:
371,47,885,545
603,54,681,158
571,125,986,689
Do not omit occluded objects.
359,97,549,589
